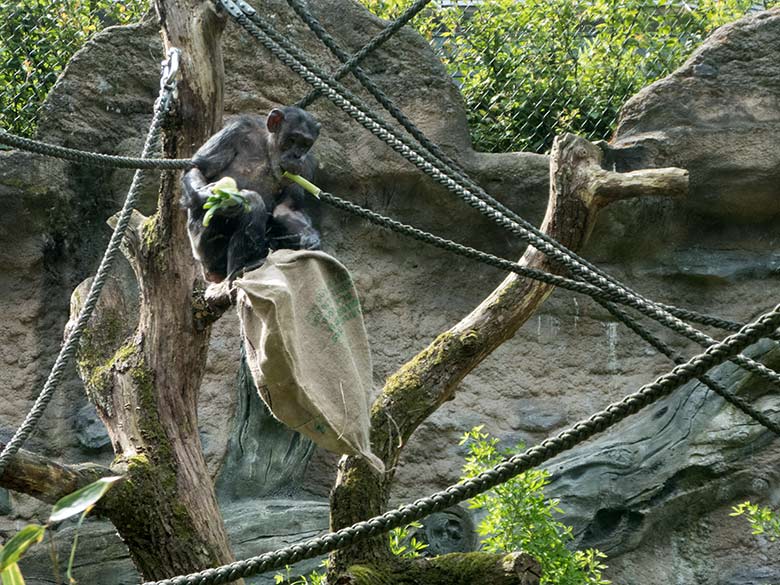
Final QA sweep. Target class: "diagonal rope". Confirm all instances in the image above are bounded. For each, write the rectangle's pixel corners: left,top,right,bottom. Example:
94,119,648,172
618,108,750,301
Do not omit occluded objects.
0,49,181,475
272,0,780,339
143,302,780,585
220,0,780,389
279,0,780,343
290,0,435,109
317,189,779,434
598,299,780,435
0,0,769,343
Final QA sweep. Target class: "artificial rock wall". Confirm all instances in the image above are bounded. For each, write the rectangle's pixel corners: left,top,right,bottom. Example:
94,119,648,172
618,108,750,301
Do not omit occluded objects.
0,2,778,584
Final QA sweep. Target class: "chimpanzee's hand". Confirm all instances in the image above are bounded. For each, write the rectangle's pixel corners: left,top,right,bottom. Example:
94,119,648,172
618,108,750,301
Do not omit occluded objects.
202,177,251,226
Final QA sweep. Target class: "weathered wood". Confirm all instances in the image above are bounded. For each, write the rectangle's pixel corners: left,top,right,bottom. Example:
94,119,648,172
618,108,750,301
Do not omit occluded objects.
337,552,541,585
0,443,110,505
329,133,688,572
67,0,234,580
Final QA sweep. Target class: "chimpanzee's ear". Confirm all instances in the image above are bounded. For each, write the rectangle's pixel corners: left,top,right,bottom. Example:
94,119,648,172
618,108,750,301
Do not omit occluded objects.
267,109,285,133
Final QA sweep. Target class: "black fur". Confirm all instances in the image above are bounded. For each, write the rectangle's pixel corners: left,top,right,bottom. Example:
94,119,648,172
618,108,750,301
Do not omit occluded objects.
181,107,321,282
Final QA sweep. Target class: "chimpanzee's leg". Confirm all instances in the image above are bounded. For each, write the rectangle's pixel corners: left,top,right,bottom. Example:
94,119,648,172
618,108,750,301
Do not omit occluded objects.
226,190,271,279
268,188,321,251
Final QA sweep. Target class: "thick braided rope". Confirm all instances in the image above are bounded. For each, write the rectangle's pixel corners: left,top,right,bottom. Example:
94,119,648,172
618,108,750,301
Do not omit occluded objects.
280,0,780,346
220,2,780,388
597,299,780,435
323,189,780,433
0,129,192,169
285,0,466,177
0,2,768,340
293,0,433,108
0,68,176,475
274,0,779,343
144,303,780,585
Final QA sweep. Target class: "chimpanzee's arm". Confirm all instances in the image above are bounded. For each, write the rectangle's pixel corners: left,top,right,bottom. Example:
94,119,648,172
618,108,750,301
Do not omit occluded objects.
191,118,247,180
181,167,209,214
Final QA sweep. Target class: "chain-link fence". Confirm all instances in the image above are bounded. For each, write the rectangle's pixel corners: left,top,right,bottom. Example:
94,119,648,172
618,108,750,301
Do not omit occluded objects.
0,0,146,138
363,0,778,153
1,0,776,150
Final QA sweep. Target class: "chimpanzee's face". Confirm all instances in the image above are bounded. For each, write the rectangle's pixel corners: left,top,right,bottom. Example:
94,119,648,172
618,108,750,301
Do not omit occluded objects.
268,107,320,175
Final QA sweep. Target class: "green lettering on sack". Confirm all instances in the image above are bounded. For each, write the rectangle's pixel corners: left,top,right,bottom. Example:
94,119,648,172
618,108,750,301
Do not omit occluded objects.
305,274,361,343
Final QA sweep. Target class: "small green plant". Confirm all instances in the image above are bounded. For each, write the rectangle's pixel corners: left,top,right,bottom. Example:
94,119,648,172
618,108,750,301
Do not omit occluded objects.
460,426,610,585
0,476,121,585
731,501,780,542
274,560,328,585
389,521,428,559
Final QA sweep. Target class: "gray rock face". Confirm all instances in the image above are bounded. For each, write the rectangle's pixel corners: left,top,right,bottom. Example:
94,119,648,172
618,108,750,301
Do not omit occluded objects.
611,9,780,224
1,3,779,585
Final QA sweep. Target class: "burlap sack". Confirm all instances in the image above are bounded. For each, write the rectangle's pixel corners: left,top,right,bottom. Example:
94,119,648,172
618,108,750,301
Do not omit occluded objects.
235,249,384,473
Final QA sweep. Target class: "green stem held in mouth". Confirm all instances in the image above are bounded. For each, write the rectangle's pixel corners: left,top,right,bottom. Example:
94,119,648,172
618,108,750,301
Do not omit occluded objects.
283,171,321,198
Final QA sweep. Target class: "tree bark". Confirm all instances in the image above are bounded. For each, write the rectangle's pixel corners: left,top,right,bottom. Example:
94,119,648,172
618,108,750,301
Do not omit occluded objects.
0,443,110,505
329,134,687,575
60,0,234,581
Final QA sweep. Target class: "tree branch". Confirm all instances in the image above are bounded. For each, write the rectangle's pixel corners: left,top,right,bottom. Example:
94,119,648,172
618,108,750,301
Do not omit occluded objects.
338,552,541,585
329,133,688,569
0,443,111,504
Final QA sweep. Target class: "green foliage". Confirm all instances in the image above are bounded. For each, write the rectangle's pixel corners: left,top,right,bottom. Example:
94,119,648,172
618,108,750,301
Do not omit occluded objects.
389,521,428,559
0,477,121,584
0,0,147,137
274,560,328,585
460,426,610,585
0,563,25,585
202,177,250,227
360,0,779,153
50,476,122,524
731,501,780,542
0,526,45,571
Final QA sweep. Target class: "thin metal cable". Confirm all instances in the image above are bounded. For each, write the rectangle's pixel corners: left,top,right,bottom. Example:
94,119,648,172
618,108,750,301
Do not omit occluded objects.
0,49,181,475
144,302,780,585
221,1,780,388
0,129,192,169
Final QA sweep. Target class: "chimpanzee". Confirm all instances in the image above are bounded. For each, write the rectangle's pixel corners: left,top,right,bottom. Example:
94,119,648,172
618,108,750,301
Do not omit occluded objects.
181,106,321,283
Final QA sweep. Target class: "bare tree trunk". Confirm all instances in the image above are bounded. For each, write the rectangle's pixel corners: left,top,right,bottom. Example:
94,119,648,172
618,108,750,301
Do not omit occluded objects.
55,0,236,580
329,134,687,580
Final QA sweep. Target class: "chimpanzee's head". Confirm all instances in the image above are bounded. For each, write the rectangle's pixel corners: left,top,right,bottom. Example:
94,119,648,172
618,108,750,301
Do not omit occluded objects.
266,106,321,175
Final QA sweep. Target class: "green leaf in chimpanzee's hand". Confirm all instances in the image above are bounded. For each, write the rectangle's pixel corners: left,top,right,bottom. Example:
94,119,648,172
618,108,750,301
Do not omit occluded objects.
211,176,239,196
0,525,45,571
201,176,250,226
49,476,122,524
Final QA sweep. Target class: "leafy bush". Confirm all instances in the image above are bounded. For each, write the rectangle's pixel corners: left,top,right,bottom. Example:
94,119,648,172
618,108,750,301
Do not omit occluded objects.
460,426,610,585
360,0,779,153
0,0,147,137
731,501,780,542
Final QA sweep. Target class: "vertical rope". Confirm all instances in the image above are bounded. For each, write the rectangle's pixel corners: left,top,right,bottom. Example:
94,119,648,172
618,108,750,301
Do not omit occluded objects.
0,50,181,475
